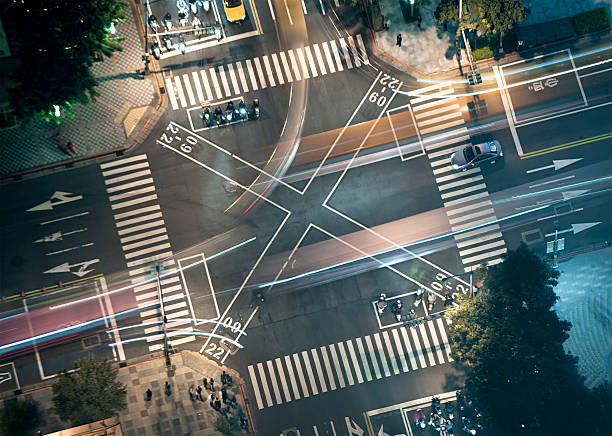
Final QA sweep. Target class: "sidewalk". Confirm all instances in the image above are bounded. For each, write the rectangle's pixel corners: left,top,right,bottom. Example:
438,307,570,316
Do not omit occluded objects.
0,0,162,180
12,351,251,436
369,0,612,77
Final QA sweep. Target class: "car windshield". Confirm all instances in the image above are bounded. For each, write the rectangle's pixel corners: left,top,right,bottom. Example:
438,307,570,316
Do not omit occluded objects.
488,141,497,153
463,146,475,162
226,0,242,7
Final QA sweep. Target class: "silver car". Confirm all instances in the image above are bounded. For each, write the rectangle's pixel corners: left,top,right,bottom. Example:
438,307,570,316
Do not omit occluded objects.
450,140,503,171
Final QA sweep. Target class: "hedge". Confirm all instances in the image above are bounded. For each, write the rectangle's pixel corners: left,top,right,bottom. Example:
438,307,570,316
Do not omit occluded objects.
472,46,494,61
573,7,611,35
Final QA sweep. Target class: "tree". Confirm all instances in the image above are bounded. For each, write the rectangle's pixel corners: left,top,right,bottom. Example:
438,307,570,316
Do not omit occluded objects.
2,0,127,123
0,397,41,436
446,244,611,435
214,414,240,436
435,0,529,36
52,357,127,426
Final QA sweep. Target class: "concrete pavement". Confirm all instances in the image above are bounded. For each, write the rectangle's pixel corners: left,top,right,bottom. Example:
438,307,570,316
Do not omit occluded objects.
0,0,162,180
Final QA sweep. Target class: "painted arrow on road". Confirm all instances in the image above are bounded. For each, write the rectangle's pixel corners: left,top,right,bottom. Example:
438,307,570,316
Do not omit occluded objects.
0,372,12,385
526,158,582,174
44,259,100,278
27,191,83,212
562,189,590,200
33,228,88,243
545,222,601,237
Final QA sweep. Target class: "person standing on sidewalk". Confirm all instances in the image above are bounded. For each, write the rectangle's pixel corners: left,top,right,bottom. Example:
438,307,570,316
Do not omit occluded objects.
189,386,195,400
417,15,422,30
396,34,402,47
196,385,203,401
145,389,152,401
221,387,228,404
209,377,215,391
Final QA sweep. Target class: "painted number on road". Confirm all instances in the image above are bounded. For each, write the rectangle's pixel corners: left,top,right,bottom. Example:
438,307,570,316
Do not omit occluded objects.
204,342,225,359
368,92,387,107
432,272,467,298
159,124,196,153
380,73,400,90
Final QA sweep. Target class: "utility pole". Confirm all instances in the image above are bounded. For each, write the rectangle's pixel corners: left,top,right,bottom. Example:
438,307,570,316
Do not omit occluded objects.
458,0,477,78
142,0,151,75
155,264,171,366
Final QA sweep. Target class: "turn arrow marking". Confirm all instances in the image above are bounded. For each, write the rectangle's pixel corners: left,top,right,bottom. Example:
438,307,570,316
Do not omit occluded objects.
44,259,100,278
27,191,83,212
526,158,582,174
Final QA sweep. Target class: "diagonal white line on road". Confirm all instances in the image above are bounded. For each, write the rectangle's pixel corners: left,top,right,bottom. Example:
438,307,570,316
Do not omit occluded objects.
427,320,446,364
235,61,249,93
199,70,214,101
356,34,370,64
284,355,301,400
287,50,302,81
392,328,409,372
296,48,310,79
274,358,292,402
310,348,328,393
312,43,327,75
456,231,502,248
266,360,283,405
292,353,310,397
347,36,361,67
345,340,364,384
449,207,496,225
462,248,507,265
336,342,354,386
106,177,154,193
382,330,400,375
329,40,344,71
279,51,293,81
373,333,391,377
437,318,454,361
338,38,353,69
253,57,268,88
271,53,285,85
226,63,241,95
104,169,151,185
165,77,179,110
262,55,276,87
117,219,165,236
256,362,273,407
247,365,264,409
328,344,346,388
319,346,337,390
459,239,506,257
244,59,259,91
304,46,319,77
321,41,336,73
301,350,319,395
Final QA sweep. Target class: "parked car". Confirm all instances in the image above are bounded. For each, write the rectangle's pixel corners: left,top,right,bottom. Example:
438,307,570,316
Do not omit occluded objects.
450,140,503,171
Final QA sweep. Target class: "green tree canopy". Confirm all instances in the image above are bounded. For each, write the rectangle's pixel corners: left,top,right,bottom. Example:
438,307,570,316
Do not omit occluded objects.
447,244,611,435
435,0,529,36
1,397,41,436
52,357,127,426
2,0,127,122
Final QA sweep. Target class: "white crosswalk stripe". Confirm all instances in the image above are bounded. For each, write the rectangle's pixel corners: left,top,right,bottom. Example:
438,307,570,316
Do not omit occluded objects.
409,83,508,270
247,320,453,409
100,154,195,352
164,35,368,109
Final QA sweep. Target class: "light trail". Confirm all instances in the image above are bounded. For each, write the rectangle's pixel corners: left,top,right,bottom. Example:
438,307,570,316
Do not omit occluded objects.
106,317,247,336
108,331,244,348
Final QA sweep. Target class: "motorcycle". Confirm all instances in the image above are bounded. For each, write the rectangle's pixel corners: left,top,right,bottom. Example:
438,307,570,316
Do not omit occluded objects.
226,101,235,122
429,412,441,431
391,299,403,322
427,290,436,311
201,106,212,127
444,293,454,307
178,35,186,54
461,416,481,435
456,390,466,413
214,107,226,126
413,409,426,430
431,396,442,415
163,12,173,30
252,99,260,119
151,41,161,59
376,293,387,314
148,14,159,32
163,36,173,51
238,100,248,120
414,287,424,307
445,403,455,420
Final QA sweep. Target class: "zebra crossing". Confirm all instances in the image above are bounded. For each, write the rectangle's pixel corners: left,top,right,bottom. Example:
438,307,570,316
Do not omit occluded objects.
100,154,196,352
164,34,370,110
248,318,453,409
409,83,507,272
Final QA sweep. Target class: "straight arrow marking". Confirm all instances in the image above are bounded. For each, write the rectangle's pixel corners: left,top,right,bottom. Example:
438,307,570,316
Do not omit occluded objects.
27,191,83,212
544,222,601,238
526,158,582,174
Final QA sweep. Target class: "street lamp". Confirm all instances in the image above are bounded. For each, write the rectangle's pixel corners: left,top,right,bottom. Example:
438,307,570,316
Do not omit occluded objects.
458,0,476,75
410,0,415,17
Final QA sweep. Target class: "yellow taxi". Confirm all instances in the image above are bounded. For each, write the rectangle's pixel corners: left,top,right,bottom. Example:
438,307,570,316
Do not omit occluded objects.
223,0,246,22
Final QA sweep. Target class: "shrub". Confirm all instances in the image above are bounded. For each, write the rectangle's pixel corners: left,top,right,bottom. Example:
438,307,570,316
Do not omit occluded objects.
573,7,611,35
472,46,494,61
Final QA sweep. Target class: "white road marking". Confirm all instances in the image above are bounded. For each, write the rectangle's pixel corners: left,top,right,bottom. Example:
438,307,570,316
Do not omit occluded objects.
267,0,276,20
296,47,310,79
310,348,328,393
439,175,484,191
244,59,259,91
345,340,364,383
410,327,427,368
355,337,373,381
320,346,337,390
462,248,507,265
253,57,267,88
382,331,399,375
364,335,382,379
191,71,205,102
336,342,354,386
110,194,158,210
275,358,292,402
120,227,166,244
329,40,344,71
108,185,156,202
122,234,169,251
292,353,310,397
217,65,232,97
208,67,223,99
347,36,361,67
493,65,523,156
271,53,285,85
283,0,293,24
124,243,171,259
262,55,276,87
279,51,293,81
104,169,152,186
437,318,454,361
106,177,155,193
392,329,409,372
102,161,149,177
304,45,319,77
248,365,264,409
338,38,353,69
200,70,214,100
226,63,241,95
117,219,165,236
100,153,148,169
301,0,307,14
287,49,302,81
284,355,301,400
356,34,369,64
166,77,179,110
266,360,283,405
328,344,346,388
321,41,336,74
301,350,319,395
174,76,187,107
373,333,391,377
235,62,249,93
418,323,436,365
182,74,196,106
312,44,327,75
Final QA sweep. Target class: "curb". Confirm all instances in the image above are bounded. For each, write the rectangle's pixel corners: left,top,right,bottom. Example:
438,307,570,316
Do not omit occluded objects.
0,0,166,183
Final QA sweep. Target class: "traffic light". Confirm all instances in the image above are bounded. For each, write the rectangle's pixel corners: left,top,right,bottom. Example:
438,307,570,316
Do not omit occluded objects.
475,72,482,84
467,73,475,85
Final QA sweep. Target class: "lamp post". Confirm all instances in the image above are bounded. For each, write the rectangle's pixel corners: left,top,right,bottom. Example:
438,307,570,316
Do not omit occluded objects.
410,0,415,17
143,0,151,75
458,0,476,74
155,264,171,366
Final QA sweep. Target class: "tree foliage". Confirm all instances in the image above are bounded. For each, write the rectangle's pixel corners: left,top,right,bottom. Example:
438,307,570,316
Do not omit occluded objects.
435,0,529,36
0,397,41,436
447,244,611,435
214,414,240,436
2,0,127,122
52,357,127,426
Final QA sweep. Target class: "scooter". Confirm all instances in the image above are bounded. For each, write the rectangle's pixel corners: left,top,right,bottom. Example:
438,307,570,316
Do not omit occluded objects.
151,41,161,59
413,409,426,430
391,299,403,322
252,99,260,119
163,36,173,51
214,107,226,126
201,106,212,126
376,293,387,314
445,403,455,420
414,287,424,308
163,12,173,30
238,100,248,120
226,101,235,122
431,396,442,415
427,290,436,311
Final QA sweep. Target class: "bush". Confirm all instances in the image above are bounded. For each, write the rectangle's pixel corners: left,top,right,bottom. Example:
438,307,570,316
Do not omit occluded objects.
472,46,494,61
573,7,611,35
1,398,41,436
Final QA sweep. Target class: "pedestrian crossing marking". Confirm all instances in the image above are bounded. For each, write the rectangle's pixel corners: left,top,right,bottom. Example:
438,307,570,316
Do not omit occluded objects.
279,51,293,81
382,331,400,375
329,40,344,71
120,227,166,244
208,67,223,99
449,207,495,225
111,194,158,210
108,185,156,202
439,175,484,191
104,169,152,186
347,37,361,67
304,45,318,78
218,65,231,97
182,74,196,106
328,343,346,388
337,342,354,386
320,346,337,390
271,53,284,85
226,63,241,96
456,230,501,248
296,47,310,80
363,335,381,379
313,44,327,75
275,357,292,402
287,50,302,81
356,34,370,65
102,161,149,177
200,70,213,101
166,78,179,110
321,41,335,74
192,71,205,102
339,38,353,69
292,353,310,397
123,234,169,251
345,340,364,383
262,55,276,87
174,76,187,108
235,62,249,93
244,59,258,91
459,239,506,257
248,320,454,409
118,219,165,236
284,355,301,400
355,337,373,381
301,350,319,395
107,177,155,193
